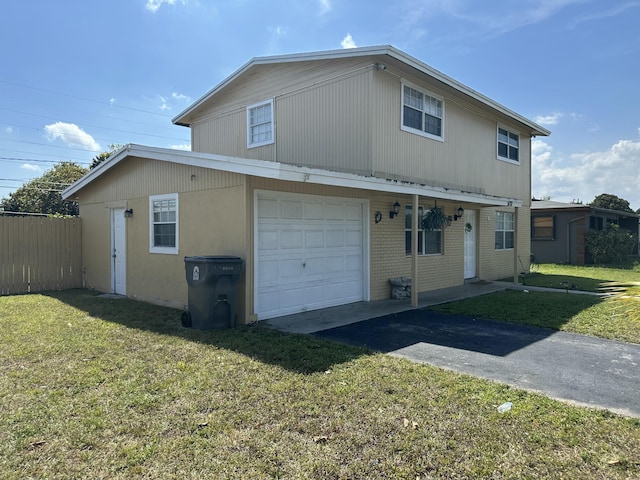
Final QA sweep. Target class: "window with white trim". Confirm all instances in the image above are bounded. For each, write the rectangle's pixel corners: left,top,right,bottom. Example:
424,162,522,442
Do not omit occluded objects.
247,99,274,148
405,205,442,255
497,127,519,162
495,211,514,250
149,193,178,254
401,83,444,140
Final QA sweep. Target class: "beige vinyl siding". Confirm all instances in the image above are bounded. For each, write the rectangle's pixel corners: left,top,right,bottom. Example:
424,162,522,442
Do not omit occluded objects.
370,67,531,201
74,159,249,314
276,69,372,173
192,58,372,168
76,157,245,204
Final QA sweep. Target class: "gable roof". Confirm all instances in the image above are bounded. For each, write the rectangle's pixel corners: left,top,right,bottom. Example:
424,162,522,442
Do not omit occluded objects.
62,144,523,207
172,45,550,137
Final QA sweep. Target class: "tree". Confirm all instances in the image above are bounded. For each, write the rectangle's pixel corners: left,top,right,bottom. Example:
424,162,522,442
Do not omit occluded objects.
90,144,123,169
0,162,87,215
590,193,634,213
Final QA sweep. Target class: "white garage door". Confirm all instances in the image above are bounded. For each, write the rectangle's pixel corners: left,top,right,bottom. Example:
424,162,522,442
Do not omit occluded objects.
255,192,368,320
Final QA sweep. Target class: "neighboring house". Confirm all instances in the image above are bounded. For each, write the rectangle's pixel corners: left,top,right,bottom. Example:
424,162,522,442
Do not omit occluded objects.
62,45,550,324
531,199,640,265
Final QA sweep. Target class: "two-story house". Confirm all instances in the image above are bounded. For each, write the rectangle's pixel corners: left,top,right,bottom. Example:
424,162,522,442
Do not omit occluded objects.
62,45,550,324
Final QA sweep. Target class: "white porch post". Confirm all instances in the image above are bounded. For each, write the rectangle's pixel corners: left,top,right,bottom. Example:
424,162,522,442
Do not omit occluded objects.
411,194,419,307
513,206,519,283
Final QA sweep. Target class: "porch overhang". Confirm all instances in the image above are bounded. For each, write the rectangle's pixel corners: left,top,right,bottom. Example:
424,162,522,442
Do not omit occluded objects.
62,144,522,208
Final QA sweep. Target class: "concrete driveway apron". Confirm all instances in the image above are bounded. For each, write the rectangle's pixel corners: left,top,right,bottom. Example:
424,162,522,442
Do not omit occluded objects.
313,309,640,418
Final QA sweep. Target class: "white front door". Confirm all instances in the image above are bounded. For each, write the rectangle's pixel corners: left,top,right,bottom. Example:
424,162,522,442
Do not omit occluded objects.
111,208,126,295
255,192,368,320
463,210,477,279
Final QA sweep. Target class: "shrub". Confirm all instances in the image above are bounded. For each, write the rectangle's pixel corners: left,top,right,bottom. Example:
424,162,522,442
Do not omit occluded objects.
585,225,638,264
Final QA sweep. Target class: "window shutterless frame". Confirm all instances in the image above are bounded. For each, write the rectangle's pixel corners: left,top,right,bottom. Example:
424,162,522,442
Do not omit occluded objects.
400,81,445,142
149,193,179,254
246,99,274,148
497,125,520,163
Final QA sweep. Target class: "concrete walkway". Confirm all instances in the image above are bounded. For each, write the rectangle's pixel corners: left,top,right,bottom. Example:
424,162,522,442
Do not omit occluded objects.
267,282,640,417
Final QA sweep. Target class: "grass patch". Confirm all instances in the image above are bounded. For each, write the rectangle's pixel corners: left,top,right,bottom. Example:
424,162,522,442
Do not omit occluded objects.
430,290,640,343
520,260,640,292
1,290,640,479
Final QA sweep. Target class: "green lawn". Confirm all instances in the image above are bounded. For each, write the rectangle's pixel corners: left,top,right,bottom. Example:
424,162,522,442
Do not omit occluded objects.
1,290,640,479
523,260,640,292
442,261,640,343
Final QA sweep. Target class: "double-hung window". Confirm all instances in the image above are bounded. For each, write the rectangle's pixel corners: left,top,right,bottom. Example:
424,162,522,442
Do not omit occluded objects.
405,205,443,255
495,211,514,250
149,193,178,254
497,127,519,162
402,83,444,141
247,99,274,148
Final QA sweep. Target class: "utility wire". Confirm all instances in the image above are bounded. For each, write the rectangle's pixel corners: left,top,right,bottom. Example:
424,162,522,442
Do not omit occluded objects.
0,79,175,118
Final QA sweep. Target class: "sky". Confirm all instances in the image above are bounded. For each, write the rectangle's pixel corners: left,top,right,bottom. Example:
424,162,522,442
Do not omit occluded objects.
1,0,639,210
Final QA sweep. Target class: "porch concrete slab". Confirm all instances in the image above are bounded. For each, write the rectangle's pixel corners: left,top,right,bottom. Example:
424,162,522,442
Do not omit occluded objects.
265,281,511,334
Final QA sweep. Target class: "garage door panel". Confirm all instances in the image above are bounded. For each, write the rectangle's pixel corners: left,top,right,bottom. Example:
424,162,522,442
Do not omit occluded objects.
256,193,366,320
281,229,303,249
305,229,325,248
281,200,303,219
258,198,279,218
305,202,324,220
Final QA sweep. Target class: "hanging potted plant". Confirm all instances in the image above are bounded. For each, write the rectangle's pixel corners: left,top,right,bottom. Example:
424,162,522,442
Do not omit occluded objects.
422,201,451,231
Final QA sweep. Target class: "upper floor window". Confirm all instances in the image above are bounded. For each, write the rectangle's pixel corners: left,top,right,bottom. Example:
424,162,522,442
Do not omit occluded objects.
247,99,274,148
497,127,519,162
149,193,178,254
401,83,444,141
532,215,555,240
405,205,443,255
495,211,514,250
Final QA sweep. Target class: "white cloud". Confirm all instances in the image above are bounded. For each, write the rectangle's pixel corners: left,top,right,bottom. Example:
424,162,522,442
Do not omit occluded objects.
532,137,640,209
171,92,191,102
341,34,357,49
535,112,563,126
170,144,191,151
5,126,13,134
109,98,116,106
44,122,100,151
159,96,170,111
318,0,331,15
21,163,41,172
146,0,186,13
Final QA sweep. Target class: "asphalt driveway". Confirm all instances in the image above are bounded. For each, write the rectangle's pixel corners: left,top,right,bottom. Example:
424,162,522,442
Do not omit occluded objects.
313,309,640,418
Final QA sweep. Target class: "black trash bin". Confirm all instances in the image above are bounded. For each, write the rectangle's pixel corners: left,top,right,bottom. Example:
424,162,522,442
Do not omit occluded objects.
183,256,243,330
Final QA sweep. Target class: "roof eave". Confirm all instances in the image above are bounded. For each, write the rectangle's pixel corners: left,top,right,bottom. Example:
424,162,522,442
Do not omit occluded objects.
171,45,550,136
63,145,523,207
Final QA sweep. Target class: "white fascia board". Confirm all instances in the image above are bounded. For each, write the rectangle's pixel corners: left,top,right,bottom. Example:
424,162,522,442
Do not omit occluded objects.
62,144,522,207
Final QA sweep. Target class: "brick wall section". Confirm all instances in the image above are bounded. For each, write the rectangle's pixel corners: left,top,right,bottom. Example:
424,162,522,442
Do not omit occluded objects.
369,194,466,301
477,206,531,280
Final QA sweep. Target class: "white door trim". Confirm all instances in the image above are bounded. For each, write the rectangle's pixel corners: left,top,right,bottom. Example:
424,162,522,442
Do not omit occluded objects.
110,207,126,295
253,190,370,320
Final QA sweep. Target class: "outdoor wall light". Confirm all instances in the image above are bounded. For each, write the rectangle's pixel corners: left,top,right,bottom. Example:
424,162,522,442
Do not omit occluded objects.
124,208,134,218
453,206,464,221
389,201,401,219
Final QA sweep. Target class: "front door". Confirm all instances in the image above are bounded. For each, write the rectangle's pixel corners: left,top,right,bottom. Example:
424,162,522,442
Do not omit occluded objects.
463,210,477,279
110,208,126,295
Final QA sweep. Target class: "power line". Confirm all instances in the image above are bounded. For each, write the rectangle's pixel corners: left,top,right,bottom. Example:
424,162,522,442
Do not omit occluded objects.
0,156,91,165
0,107,190,142
0,79,176,118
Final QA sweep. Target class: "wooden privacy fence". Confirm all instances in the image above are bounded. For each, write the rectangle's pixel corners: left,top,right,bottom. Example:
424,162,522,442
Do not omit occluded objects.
0,215,82,295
